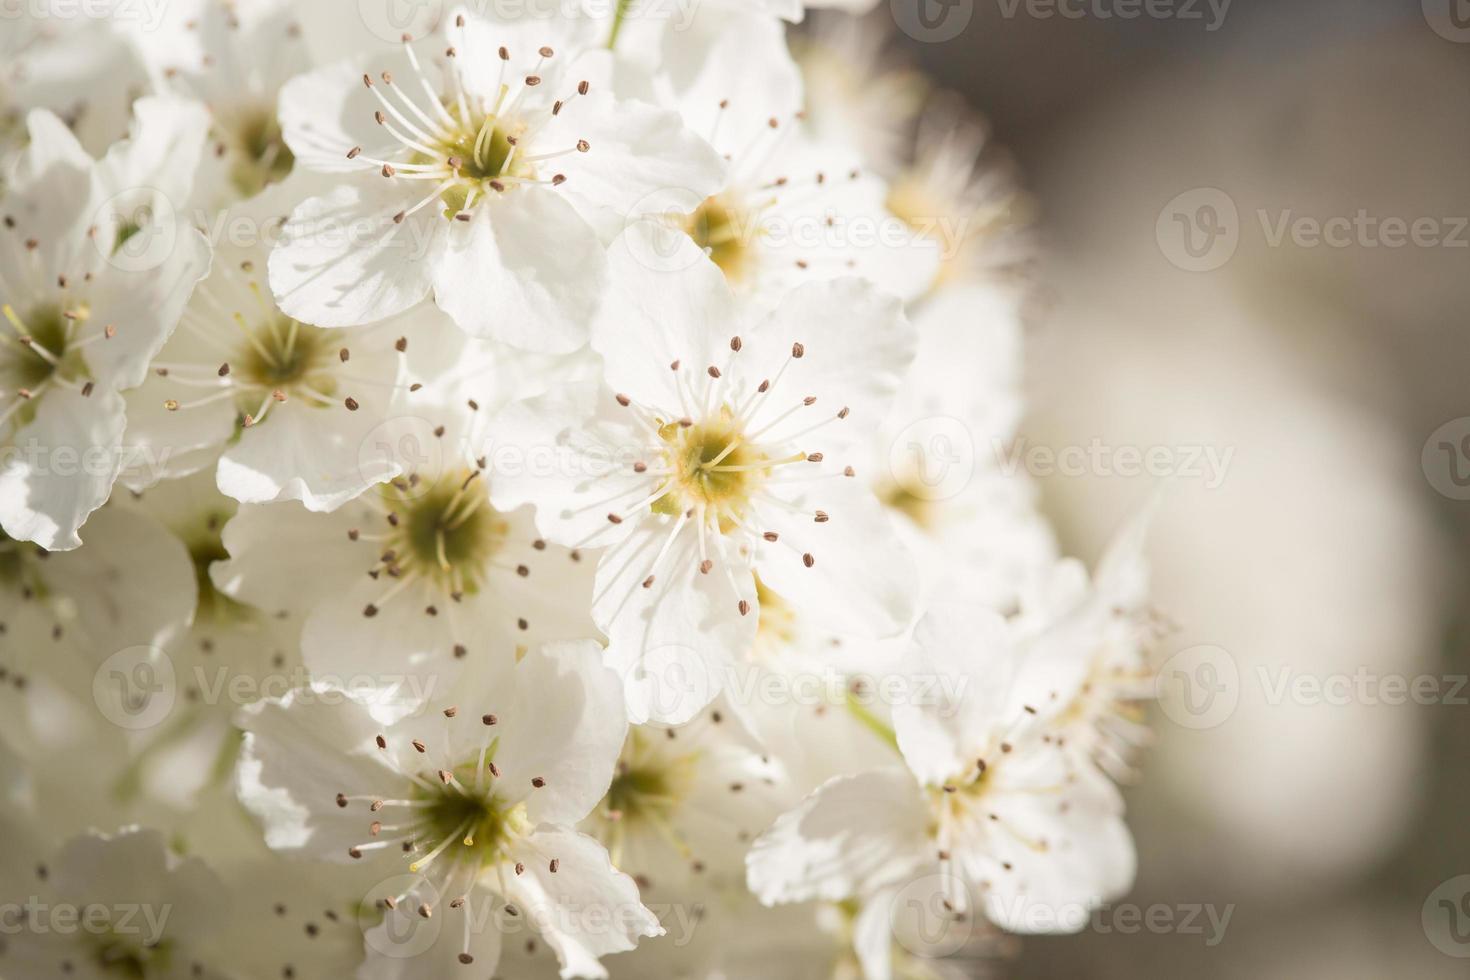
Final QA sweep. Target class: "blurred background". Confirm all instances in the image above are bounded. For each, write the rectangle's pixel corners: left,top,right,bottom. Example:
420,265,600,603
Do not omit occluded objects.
856,0,1469,975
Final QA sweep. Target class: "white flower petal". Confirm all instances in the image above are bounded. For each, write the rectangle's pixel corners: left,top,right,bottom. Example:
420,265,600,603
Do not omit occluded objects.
269,180,441,327
236,691,395,857
506,827,662,979
550,95,727,221
591,224,735,409
752,477,917,638
891,602,1016,786
462,640,626,827
486,383,649,547
0,387,126,550
212,500,365,611
732,277,915,454
43,504,196,653
357,881,504,979
217,397,398,511
594,520,754,725
746,767,929,905
430,190,605,353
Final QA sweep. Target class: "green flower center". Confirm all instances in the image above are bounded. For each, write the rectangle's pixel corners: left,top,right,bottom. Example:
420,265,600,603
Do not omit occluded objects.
653,409,771,528
383,472,507,594
91,933,174,979
3,303,86,388
184,504,253,626
685,195,753,281
414,108,533,218
877,476,939,529
236,315,336,395
595,729,698,867
410,764,529,872
226,105,295,198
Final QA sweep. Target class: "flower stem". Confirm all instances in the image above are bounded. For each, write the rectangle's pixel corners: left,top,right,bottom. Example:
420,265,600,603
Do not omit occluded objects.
606,0,633,50
844,691,900,754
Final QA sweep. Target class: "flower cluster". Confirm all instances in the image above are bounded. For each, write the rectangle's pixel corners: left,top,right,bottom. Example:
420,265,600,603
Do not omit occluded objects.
0,3,1161,979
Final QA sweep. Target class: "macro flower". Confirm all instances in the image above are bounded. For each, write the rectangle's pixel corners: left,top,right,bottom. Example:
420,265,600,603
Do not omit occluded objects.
637,11,937,305
0,504,196,759
268,7,724,351
212,405,598,718
120,0,309,204
0,103,211,549
0,4,1166,978
0,827,229,980
580,704,787,902
883,96,1030,284
121,185,460,511
746,599,1137,936
488,227,918,722
0,9,147,178
237,641,658,978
